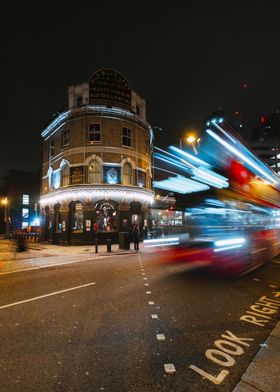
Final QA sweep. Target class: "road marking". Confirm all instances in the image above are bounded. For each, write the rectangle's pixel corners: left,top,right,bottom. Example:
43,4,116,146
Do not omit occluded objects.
143,277,147,280
151,314,158,319
0,282,96,310
157,334,166,340
164,364,176,373
144,283,149,286
189,330,253,385
240,295,280,327
148,301,155,305
146,291,152,294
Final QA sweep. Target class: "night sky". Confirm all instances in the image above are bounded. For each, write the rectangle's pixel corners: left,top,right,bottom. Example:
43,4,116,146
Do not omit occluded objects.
2,1,280,183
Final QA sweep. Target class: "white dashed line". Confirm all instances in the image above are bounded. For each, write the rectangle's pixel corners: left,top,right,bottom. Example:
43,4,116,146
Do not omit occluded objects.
164,364,176,374
148,301,155,305
151,314,159,319
144,283,149,286
146,291,152,294
157,334,166,341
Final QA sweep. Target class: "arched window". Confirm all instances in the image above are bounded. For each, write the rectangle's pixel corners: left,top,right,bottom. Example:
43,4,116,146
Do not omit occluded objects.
48,167,53,190
122,162,133,185
88,160,102,183
60,160,70,187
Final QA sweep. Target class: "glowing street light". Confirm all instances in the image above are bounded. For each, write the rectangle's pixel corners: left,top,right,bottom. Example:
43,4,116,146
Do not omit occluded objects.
180,132,200,154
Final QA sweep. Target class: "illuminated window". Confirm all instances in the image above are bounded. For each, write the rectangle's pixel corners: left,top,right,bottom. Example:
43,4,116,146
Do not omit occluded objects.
22,208,29,219
123,162,133,185
88,161,102,183
22,194,29,205
62,129,69,147
94,201,117,232
89,123,101,142
122,127,132,147
22,222,28,229
72,203,83,232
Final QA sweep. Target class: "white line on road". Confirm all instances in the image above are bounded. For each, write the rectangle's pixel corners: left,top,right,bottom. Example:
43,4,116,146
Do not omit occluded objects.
0,282,96,310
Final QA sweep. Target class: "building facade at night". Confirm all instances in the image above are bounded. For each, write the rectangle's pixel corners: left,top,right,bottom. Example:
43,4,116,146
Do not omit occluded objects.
40,69,154,245
250,111,280,175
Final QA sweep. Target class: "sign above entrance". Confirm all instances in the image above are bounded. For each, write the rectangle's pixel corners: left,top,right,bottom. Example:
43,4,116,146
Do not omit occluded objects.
89,69,131,108
70,166,84,185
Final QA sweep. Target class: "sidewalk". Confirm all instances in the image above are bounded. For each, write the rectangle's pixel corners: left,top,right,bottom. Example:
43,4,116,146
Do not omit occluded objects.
0,239,134,275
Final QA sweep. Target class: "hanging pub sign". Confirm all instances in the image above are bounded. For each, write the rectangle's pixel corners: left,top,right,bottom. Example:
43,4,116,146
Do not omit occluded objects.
89,69,131,107
103,165,121,185
70,166,84,184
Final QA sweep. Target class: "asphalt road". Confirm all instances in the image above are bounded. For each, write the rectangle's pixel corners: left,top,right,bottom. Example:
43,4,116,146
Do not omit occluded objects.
0,251,279,392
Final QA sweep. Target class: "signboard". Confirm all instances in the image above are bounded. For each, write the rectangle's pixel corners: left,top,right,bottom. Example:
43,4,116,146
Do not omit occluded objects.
103,165,121,184
89,69,131,107
70,166,84,185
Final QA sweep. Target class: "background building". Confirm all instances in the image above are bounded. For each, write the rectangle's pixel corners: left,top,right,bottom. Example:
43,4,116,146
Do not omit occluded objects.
40,69,154,245
250,111,280,175
0,170,40,236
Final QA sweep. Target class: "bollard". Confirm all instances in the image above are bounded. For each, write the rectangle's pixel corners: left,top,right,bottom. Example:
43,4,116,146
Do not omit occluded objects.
107,239,112,252
95,238,98,253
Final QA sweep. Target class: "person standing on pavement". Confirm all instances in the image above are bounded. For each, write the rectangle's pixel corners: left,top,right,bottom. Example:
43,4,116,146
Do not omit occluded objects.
131,223,140,251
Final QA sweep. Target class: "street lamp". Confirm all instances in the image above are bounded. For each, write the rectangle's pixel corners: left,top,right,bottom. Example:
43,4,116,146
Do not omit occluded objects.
180,132,200,154
1,197,9,237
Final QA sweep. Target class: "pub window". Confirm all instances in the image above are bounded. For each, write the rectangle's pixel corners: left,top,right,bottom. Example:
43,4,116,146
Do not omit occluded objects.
123,162,133,185
88,161,102,183
122,127,132,147
55,206,62,232
88,123,101,142
72,203,84,232
62,129,69,147
95,202,117,232
61,162,70,187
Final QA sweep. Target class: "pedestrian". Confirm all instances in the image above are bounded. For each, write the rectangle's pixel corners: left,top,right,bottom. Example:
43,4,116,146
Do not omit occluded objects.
132,223,140,251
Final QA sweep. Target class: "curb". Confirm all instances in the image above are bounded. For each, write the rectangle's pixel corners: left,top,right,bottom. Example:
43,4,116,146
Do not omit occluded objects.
233,321,280,392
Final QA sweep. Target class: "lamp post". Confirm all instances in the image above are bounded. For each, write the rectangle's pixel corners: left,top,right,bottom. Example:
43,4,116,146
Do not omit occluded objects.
1,197,8,237
180,132,200,154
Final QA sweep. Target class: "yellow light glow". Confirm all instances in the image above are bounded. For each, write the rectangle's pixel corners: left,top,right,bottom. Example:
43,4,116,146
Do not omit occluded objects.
1,198,7,205
186,135,196,144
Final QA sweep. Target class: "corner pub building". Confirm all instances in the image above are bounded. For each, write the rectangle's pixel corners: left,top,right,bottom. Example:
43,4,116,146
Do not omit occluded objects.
40,69,154,245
